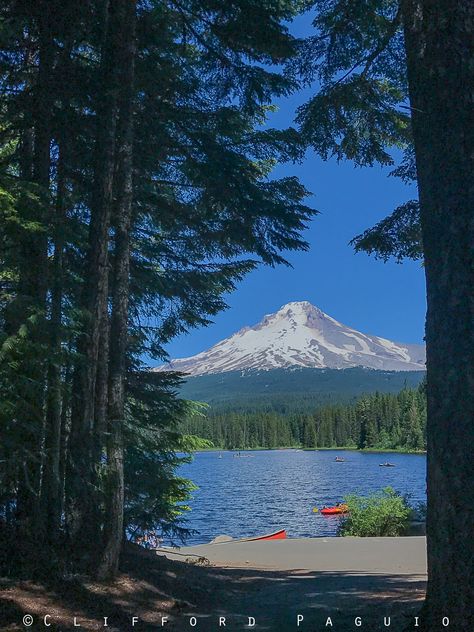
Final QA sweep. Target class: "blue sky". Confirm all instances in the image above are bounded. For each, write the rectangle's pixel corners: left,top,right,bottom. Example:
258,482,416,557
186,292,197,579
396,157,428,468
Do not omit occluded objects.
162,13,426,362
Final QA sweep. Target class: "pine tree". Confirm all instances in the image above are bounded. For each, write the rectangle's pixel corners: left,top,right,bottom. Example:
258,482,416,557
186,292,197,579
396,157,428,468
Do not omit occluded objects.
302,415,317,448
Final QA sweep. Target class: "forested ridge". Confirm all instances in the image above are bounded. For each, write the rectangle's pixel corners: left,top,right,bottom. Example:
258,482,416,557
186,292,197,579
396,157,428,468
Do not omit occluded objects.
182,385,426,451
178,366,426,413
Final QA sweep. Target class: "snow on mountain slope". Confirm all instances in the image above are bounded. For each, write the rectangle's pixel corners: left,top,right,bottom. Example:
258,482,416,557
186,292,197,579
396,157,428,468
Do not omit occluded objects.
156,301,426,376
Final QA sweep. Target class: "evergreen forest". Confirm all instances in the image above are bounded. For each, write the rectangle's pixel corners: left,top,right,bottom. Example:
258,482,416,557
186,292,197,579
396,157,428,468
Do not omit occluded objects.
182,385,427,451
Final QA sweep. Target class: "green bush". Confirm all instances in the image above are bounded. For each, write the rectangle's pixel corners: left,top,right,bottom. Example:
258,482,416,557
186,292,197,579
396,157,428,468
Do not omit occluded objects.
338,487,411,537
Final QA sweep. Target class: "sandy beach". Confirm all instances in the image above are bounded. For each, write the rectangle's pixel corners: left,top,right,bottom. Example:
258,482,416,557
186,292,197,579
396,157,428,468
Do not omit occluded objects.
160,536,427,574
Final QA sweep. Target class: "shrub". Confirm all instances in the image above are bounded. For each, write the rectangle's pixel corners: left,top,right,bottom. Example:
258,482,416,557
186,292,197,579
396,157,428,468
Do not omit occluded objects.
338,487,411,537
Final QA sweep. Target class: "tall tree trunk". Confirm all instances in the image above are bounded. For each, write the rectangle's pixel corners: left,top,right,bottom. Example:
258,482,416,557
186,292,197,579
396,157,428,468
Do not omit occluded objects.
402,1,474,628
98,0,136,580
58,363,72,526
42,141,66,542
66,0,122,553
89,302,110,528
94,308,110,453
41,31,75,541
15,6,54,532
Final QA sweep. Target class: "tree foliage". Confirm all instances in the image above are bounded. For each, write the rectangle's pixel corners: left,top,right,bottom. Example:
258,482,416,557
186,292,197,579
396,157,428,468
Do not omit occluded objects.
338,487,411,537
294,0,421,262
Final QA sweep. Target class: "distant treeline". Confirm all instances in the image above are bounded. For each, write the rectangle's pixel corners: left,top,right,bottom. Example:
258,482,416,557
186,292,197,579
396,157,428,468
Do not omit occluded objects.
181,385,427,451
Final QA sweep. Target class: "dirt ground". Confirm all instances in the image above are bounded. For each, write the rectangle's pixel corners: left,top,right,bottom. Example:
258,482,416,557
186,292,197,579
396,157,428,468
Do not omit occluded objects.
0,544,426,631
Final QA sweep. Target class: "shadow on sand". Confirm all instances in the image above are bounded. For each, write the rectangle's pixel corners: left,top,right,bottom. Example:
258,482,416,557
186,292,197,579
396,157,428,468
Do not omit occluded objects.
0,544,425,631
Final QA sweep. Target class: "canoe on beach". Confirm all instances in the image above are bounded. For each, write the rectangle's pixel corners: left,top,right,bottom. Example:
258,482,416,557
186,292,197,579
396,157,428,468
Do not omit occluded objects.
241,529,287,542
210,529,287,544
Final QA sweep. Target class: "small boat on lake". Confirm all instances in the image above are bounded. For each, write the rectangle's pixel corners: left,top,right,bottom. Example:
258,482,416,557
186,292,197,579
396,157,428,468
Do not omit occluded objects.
379,462,396,467
321,504,349,515
334,456,345,462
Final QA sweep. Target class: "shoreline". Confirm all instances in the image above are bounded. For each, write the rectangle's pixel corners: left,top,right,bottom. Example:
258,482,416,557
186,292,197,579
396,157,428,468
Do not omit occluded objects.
196,446,427,455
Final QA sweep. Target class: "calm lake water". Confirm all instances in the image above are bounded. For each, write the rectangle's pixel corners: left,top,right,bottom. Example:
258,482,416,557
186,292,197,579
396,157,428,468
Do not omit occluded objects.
178,449,426,545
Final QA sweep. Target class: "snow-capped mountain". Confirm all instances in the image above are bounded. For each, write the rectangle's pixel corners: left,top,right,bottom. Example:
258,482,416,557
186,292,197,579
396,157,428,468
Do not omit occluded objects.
156,301,425,376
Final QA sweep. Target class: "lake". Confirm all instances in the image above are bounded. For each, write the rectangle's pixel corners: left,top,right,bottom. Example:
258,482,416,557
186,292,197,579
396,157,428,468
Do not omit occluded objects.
177,449,426,545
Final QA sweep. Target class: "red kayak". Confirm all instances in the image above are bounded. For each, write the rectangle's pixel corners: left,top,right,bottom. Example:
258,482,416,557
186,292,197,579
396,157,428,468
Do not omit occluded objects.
238,529,287,542
321,505,348,515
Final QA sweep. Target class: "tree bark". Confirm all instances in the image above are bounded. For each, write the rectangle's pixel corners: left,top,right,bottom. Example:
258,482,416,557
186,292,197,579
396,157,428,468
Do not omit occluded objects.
402,1,474,628
89,300,110,531
98,0,136,580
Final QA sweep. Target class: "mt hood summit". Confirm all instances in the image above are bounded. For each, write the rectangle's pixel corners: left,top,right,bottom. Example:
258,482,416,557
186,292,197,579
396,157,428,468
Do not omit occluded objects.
158,301,425,376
